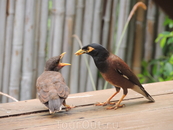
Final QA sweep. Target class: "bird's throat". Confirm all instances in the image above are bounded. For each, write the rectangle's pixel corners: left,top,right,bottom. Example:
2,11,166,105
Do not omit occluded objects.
94,59,109,73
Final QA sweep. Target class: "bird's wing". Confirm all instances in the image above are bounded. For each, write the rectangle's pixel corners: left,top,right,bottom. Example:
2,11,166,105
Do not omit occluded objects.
36,71,69,104
111,55,143,88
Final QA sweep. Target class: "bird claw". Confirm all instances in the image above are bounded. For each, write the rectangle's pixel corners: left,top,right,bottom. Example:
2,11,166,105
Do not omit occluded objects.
106,104,125,110
95,101,116,106
95,102,108,106
65,105,75,111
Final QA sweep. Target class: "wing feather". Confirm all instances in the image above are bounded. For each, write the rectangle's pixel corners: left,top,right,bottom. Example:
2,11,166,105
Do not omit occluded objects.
36,71,69,104
111,55,143,88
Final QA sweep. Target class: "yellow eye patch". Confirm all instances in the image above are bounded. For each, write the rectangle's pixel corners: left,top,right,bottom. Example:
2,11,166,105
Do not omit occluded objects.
87,46,94,53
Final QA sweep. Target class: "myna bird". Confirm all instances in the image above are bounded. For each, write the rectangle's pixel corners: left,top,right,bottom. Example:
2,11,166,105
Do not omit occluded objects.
75,43,155,109
36,52,73,114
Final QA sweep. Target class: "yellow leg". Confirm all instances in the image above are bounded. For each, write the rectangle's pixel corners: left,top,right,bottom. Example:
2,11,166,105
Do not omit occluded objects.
106,94,126,110
95,91,119,106
63,101,75,111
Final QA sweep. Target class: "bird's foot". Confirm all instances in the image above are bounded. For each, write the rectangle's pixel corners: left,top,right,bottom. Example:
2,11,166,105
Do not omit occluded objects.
95,101,116,106
106,104,125,110
65,105,75,111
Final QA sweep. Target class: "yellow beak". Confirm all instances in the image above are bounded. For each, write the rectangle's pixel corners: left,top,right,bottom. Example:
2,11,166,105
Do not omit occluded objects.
59,52,71,66
75,49,86,55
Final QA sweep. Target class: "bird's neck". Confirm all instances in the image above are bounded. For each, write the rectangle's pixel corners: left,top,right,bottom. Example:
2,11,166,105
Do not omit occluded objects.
93,56,109,73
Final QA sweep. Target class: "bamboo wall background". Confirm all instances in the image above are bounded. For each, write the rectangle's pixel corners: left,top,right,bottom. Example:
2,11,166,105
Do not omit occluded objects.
0,0,166,103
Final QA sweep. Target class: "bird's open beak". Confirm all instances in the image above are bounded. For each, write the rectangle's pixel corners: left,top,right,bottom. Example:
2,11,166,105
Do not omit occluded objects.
75,49,86,55
59,52,71,66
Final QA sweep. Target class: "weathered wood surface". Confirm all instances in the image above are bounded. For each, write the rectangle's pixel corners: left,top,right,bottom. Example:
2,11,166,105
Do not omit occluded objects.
0,81,173,130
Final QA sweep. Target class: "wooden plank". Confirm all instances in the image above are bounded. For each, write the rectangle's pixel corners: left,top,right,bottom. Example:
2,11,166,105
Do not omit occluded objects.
0,93,173,130
0,81,173,117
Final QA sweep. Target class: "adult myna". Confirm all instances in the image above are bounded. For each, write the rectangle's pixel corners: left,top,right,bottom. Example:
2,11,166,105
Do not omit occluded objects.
75,43,154,109
36,52,73,114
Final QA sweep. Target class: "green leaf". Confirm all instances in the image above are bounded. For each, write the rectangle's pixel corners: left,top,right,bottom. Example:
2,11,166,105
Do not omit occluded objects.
160,37,167,48
161,31,171,35
169,23,173,28
164,16,173,26
169,55,173,64
152,64,157,76
167,37,173,44
155,34,163,43
164,62,173,75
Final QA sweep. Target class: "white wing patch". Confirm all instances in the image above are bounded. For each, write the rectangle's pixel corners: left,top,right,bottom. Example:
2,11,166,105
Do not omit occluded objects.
117,69,129,80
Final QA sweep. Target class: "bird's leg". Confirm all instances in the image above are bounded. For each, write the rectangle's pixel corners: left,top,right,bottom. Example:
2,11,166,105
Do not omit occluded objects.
95,87,120,106
63,101,75,111
106,89,127,110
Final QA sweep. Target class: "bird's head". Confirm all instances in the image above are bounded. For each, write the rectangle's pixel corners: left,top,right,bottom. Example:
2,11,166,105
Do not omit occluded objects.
45,52,71,71
75,43,109,60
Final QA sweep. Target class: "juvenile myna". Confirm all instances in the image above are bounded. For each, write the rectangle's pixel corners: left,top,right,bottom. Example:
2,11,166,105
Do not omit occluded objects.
36,52,73,114
75,43,155,109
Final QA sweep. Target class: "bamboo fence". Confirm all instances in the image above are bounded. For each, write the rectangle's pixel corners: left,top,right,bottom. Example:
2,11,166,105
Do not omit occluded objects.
0,0,167,103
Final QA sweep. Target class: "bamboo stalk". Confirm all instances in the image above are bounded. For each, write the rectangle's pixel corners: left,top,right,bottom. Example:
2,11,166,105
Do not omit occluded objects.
97,76,104,90
2,0,15,103
132,0,146,75
86,0,103,91
37,0,49,76
115,0,130,60
9,0,25,102
52,0,65,57
126,0,137,67
61,0,76,86
0,0,7,98
101,0,112,48
47,0,55,59
109,0,119,52
20,0,36,100
70,0,84,93
32,0,41,99
79,0,95,92
154,9,164,59
144,0,157,62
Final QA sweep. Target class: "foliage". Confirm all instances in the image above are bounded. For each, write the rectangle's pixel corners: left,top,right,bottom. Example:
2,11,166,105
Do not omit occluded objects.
139,16,173,83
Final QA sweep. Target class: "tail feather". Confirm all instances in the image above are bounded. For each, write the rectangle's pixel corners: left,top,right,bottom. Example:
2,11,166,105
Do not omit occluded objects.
48,98,64,114
132,85,155,102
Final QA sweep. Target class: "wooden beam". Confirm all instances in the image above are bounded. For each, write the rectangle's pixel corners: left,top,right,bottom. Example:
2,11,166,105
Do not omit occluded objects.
0,81,173,117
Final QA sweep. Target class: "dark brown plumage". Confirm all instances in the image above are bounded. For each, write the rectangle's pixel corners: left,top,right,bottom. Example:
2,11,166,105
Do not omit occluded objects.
36,52,73,114
75,43,154,109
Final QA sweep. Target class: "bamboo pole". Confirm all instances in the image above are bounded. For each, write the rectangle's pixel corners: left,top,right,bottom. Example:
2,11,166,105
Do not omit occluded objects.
79,0,95,92
70,0,84,93
32,0,41,99
97,76,104,90
144,0,157,62
0,0,7,97
126,0,137,67
9,0,25,102
154,9,164,59
86,0,103,91
37,0,49,76
109,0,119,52
2,0,15,103
61,0,76,86
115,0,130,60
20,0,36,100
132,0,146,75
101,0,112,48
48,0,55,59
52,0,65,57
